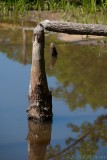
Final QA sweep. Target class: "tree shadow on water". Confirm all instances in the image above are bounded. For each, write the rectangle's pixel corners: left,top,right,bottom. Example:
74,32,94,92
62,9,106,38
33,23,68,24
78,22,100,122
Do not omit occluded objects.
46,114,107,160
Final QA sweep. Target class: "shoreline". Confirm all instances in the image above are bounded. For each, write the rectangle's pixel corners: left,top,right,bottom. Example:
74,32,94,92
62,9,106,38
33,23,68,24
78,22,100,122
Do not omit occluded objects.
0,11,106,45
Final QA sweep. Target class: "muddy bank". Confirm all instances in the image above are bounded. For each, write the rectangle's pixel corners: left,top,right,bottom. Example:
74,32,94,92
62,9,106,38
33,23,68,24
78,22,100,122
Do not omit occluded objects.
58,33,106,45
0,11,107,45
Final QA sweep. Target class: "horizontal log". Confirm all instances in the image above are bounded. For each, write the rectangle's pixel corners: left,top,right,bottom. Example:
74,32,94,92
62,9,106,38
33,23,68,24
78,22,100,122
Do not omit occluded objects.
41,20,107,36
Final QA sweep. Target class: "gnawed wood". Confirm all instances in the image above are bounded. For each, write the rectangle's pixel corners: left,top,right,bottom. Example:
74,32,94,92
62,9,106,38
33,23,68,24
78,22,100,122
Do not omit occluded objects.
41,20,107,36
27,24,52,121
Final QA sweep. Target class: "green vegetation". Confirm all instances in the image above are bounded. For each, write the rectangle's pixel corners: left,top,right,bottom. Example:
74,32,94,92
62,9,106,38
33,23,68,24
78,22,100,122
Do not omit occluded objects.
45,36,107,111
0,0,107,24
0,28,107,160
1,29,107,111
46,114,107,160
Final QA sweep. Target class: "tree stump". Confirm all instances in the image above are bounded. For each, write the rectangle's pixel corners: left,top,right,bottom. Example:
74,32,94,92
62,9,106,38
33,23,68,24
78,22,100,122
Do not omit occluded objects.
27,24,52,121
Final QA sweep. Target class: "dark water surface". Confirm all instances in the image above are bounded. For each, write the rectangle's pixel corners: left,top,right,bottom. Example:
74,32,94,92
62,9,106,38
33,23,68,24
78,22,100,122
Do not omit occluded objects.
0,28,107,160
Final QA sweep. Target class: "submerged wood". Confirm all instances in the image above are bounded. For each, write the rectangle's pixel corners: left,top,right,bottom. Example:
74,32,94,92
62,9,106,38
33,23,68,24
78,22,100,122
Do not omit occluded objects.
41,20,107,36
27,24,52,121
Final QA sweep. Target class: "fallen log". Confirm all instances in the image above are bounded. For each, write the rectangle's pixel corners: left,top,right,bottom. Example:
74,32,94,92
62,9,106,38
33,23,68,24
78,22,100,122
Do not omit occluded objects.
41,20,107,36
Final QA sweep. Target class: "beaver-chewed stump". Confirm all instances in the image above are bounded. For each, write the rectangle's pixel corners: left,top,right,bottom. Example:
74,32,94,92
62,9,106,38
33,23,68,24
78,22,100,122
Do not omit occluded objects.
27,24,52,122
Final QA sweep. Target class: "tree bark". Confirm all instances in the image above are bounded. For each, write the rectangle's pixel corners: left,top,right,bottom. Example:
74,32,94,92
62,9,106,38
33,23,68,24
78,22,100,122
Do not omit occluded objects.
41,20,107,36
27,24,52,121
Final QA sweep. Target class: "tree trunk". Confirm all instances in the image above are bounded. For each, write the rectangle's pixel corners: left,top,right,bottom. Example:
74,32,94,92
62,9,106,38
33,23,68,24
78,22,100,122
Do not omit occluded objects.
41,20,107,36
27,24,52,121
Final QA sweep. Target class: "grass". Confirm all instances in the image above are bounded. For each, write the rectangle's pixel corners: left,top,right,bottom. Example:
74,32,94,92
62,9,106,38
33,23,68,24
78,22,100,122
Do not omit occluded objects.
0,0,107,24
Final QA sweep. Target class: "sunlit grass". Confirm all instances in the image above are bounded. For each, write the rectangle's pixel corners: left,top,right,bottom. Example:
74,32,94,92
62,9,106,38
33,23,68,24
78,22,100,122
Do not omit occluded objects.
0,0,107,24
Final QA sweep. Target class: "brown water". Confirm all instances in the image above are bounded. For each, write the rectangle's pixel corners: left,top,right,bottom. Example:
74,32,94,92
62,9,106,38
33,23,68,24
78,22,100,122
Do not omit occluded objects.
0,28,107,160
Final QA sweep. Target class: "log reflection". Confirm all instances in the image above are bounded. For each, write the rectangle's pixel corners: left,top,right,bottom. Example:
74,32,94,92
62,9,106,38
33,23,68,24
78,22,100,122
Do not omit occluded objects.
27,120,52,160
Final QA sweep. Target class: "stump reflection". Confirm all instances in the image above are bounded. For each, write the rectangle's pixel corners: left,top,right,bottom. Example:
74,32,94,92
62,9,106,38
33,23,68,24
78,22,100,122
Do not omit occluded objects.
50,56,57,70
27,120,52,160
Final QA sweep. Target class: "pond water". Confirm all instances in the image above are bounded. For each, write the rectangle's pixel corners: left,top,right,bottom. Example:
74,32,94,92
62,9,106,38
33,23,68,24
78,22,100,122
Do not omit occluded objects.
0,27,107,160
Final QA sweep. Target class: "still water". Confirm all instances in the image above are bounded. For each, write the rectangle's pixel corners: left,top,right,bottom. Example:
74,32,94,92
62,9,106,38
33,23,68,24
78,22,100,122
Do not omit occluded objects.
0,28,107,160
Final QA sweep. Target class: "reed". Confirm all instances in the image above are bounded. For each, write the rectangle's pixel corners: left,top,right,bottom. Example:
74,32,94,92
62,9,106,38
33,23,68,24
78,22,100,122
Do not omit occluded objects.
0,0,107,24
